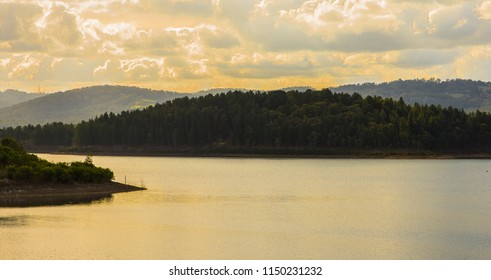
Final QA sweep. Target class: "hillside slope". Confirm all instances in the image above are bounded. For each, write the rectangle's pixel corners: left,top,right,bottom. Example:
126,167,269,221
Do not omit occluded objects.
2,79,491,128
0,85,187,127
332,79,491,112
0,89,44,109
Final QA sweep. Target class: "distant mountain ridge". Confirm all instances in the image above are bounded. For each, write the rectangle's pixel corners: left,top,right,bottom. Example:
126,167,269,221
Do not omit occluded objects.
0,89,44,109
332,78,491,112
1,79,490,128
195,86,315,95
0,85,320,127
0,85,187,128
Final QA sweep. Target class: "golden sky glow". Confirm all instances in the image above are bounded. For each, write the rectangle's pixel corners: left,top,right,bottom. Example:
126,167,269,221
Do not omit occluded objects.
1,0,491,93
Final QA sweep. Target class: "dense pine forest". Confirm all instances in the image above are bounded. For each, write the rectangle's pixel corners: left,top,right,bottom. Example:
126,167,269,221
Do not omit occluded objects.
2,88,491,153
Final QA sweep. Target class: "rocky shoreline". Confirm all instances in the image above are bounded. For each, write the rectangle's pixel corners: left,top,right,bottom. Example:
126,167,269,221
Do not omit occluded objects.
0,180,144,207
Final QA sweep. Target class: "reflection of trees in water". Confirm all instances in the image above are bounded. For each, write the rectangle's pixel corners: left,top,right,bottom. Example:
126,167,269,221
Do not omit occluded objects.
0,194,113,208
0,215,29,226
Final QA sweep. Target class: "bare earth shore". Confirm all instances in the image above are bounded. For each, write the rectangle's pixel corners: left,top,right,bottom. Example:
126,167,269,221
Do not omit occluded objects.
0,181,144,207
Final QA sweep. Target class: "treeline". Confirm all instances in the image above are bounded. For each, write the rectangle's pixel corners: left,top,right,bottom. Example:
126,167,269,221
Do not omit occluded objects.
2,89,491,151
0,138,113,183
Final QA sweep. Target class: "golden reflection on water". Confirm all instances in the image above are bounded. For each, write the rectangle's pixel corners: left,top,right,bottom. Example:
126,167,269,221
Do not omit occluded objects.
1,156,491,259
0,194,114,208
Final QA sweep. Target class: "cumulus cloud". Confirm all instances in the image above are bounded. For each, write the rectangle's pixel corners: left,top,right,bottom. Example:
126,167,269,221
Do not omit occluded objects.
220,51,320,79
0,2,43,50
93,57,177,82
477,1,491,20
426,3,491,45
37,2,82,48
200,28,239,49
138,0,216,17
93,59,122,80
0,3,39,40
289,0,402,34
123,29,178,55
382,49,458,68
1,0,491,92
216,0,491,52
6,54,42,80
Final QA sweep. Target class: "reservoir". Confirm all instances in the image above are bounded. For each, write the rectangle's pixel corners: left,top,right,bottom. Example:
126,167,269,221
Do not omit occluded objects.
1,155,491,259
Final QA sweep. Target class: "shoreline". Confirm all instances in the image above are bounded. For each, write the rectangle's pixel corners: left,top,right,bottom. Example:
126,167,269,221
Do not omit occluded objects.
26,145,491,159
0,181,144,207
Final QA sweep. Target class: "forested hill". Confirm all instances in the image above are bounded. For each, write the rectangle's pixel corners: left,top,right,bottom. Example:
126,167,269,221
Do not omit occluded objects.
332,79,491,112
2,79,490,129
3,89,491,153
0,85,187,128
0,85,313,128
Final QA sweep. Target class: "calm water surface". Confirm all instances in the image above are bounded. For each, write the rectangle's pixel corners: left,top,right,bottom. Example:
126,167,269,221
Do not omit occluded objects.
1,155,491,259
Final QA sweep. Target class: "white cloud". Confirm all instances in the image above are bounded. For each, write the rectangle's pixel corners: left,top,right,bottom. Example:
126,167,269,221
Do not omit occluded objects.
199,27,239,49
6,54,42,80
93,59,127,83
2,0,491,92
290,0,401,34
93,57,176,82
98,41,125,55
384,49,458,68
344,53,378,66
124,29,178,55
477,1,491,20
38,2,81,47
0,2,42,46
164,23,239,58
101,22,137,39
188,59,209,76
221,51,319,79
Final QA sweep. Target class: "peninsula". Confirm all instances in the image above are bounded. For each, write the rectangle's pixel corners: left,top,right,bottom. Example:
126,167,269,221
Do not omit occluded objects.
0,138,143,207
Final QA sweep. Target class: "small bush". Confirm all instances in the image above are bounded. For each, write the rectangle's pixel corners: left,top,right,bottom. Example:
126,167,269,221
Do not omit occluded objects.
1,138,24,152
38,166,55,182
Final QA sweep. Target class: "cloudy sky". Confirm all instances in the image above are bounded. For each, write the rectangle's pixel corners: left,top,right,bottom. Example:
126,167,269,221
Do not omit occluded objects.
1,0,491,93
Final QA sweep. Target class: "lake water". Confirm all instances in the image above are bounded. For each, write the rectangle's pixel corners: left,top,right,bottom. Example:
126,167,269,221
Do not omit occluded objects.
1,155,491,259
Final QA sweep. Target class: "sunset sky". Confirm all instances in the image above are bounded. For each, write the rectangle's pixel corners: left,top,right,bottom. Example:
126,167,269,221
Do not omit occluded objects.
1,0,491,93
